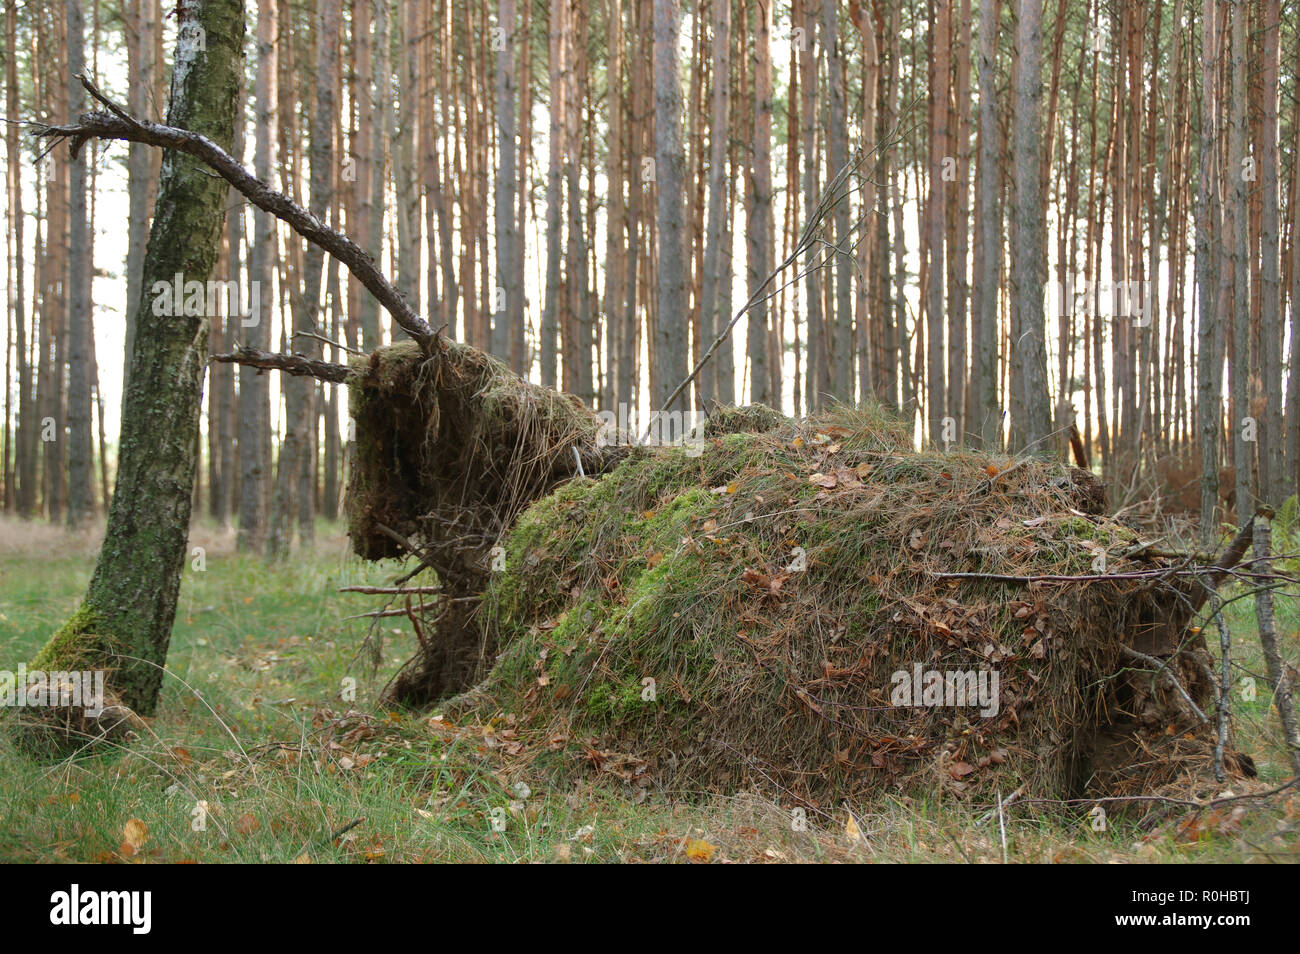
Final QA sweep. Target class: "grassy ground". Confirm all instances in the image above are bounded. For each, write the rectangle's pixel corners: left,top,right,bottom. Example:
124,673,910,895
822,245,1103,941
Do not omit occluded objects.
0,516,1295,863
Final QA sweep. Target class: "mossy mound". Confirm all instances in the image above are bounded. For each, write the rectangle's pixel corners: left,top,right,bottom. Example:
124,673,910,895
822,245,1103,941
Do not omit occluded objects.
449,405,1238,806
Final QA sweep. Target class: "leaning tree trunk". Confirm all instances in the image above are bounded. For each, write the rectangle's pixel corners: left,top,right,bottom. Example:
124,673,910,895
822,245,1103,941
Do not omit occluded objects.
30,0,244,716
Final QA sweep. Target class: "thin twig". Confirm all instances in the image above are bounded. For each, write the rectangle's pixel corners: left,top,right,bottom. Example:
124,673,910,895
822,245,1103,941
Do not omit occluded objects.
292,330,366,356
1119,645,1209,724
339,585,443,595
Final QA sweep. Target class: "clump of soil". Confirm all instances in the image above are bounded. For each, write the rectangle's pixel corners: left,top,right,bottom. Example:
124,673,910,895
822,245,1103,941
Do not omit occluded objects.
345,339,624,702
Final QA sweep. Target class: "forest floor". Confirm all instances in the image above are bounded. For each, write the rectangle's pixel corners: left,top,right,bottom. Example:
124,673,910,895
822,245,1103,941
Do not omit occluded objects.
0,516,1296,864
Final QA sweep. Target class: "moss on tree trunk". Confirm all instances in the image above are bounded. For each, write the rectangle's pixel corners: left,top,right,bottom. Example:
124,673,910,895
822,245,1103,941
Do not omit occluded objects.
29,0,245,715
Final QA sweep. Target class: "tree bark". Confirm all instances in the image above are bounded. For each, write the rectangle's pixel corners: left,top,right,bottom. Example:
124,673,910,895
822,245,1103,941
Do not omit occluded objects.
1257,0,1282,505
493,0,518,362
824,0,851,402
7,0,33,516
1195,0,1221,544
700,0,732,408
1228,0,1251,517
1012,0,1052,449
541,0,565,388
33,0,245,715
747,0,774,406
972,0,1000,447
653,0,688,414
122,0,160,417
925,0,949,445
238,0,277,552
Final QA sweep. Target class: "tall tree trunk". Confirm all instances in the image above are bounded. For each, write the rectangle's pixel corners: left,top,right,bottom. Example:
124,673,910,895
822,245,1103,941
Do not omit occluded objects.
541,0,565,388
360,0,389,350
1227,0,1251,516
493,0,518,361
797,0,823,410
291,0,340,547
1012,0,1052,449
215,82,245,528
925,0,949,444
34,0,244,715
568,0,593,403
238,0,276,552
746,0,773,406
699,0,732,408
7,0,33,517
653,0,688,414
824,0,851,401
41,11,68,524
604,0,627,403
512,0,531,374
948,0,971,441
123,0,161,416
1257,0,1281,504
972,0,1000,447
1287,47,1300,499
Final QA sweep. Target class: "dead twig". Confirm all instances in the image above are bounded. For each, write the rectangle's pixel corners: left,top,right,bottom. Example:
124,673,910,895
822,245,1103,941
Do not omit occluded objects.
339,585,443,596
211,346,351,382
1119,644,1209,724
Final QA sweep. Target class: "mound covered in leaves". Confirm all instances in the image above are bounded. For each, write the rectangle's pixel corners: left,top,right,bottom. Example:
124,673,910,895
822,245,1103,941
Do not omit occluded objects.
448,406,1238,806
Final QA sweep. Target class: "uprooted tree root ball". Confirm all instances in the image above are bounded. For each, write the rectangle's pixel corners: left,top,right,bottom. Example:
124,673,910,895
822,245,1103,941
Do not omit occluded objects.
345,338,625,703
347,343,1254,807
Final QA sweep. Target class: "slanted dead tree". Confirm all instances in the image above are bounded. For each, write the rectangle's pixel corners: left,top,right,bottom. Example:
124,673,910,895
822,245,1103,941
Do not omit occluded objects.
31,74,902,706
31,76,633,704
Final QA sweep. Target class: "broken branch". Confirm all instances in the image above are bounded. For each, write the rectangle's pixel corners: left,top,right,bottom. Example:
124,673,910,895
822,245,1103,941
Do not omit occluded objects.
30,75,436,353
210,346,351,382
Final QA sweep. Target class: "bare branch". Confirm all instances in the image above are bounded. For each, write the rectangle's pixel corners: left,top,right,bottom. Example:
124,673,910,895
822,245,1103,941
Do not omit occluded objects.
210,346,352,383
30,76,437,353
1119,644,1209,724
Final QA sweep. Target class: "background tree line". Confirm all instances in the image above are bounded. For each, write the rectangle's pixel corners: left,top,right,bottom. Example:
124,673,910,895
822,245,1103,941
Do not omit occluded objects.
1,0,1298,552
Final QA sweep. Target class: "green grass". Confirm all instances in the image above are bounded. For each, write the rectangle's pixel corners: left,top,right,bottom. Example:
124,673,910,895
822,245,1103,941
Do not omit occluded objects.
0,516,1295,863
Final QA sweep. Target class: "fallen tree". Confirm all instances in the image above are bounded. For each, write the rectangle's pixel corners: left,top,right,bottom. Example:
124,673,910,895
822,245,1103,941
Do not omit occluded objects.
375,400,1259,804
32,80,1273,806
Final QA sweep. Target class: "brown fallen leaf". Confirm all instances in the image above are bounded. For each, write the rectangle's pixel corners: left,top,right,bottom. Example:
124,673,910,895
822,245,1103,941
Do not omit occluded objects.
685,839,718,863
236,813,260,835
120,818,149,857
